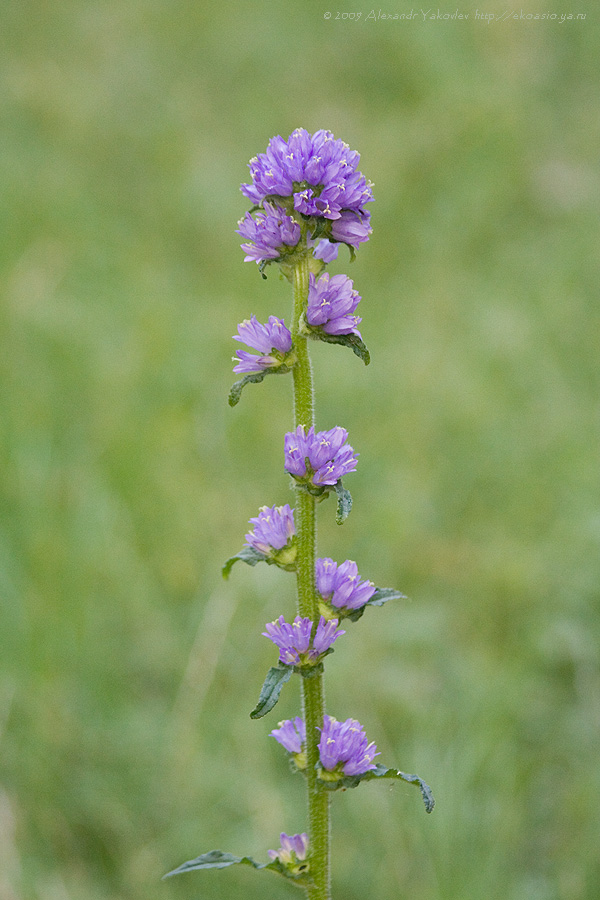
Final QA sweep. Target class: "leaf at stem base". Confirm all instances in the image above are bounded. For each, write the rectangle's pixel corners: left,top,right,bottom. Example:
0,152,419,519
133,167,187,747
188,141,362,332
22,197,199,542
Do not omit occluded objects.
163,849,312,887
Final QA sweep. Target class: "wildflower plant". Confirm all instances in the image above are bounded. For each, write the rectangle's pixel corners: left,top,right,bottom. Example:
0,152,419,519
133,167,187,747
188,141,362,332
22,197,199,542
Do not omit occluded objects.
164,128,434,899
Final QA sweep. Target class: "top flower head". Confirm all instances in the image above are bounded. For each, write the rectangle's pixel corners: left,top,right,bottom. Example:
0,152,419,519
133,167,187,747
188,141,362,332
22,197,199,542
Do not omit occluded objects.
241,128,374,223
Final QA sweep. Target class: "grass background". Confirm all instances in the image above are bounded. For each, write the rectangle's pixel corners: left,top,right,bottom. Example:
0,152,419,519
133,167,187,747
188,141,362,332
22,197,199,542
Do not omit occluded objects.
1,1,599,898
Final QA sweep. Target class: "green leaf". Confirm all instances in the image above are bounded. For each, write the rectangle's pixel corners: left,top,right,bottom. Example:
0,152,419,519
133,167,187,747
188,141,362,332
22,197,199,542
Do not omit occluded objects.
222,546,266,579
163,849,312,887
369,587,408,605
250,664,293,719
317,764,435,813
334,480,352,524
163,850,275,878
365,766,435,813
309,330,370,365
345,587,408,622
228,366,292,407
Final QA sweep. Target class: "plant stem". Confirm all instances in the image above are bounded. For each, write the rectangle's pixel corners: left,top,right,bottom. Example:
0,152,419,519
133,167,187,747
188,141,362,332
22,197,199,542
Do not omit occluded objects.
291,254,330,900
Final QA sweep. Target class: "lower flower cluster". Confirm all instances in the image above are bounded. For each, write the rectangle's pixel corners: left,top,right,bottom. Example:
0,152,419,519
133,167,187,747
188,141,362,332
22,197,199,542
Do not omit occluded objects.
284,425,358,489
268,832,310,875
271,715,379,779
263,615,344,666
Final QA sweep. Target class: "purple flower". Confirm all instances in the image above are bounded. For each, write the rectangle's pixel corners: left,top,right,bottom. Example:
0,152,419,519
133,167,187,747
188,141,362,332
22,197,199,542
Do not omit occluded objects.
263,615,344,666
306,273,362,337
268,833,309,870
237,203,301,264
315,558,376,614
241,129,374,225
233,315,294,373
270,717,306,764
330,209,372,247
318,715,379,777
284,425,358,488
310,238,340,263
245,504,296,565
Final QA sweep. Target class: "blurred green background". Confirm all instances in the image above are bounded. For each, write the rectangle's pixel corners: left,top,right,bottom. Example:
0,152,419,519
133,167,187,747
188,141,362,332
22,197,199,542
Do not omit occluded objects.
1,1,599,898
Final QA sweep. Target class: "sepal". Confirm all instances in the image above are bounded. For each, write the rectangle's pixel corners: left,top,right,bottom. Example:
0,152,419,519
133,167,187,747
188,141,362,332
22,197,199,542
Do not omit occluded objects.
316,763,435,813
163,849,312,887
229,365,293,407
344,587,408,623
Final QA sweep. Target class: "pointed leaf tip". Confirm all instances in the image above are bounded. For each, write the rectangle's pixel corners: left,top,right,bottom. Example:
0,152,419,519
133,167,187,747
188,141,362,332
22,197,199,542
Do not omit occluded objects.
368,765,435,813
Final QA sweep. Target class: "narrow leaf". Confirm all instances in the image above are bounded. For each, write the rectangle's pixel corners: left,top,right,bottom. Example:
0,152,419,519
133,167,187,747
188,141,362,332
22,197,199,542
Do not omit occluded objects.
345,587,408,622
163,850,274,878
334,480,352,524
368,587,408,606
316,764,434,813
310,330,370,365
222,546,266,579
163,849,312,887
363,765,435,813
228,366,292,407
250,665,293,719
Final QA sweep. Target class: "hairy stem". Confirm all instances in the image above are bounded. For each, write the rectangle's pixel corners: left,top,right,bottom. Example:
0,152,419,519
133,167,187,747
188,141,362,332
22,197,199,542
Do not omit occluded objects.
291,254,330,900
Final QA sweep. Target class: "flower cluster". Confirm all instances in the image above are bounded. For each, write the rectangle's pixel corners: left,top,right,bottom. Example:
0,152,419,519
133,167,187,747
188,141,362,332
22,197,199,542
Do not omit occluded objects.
270,716,307,770
263,615,344,666
268,832,310,873
316,558,376,617
241,128,374,223
245,504,297,568
237,203,301,265
318,716,379,778
306,272,362,337
284,425,358,489
237,129,373,267
271,715,379,779
233,315,295,374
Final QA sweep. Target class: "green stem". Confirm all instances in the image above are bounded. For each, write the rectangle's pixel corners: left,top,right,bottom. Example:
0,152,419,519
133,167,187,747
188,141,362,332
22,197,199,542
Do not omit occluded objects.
291,253,330,900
